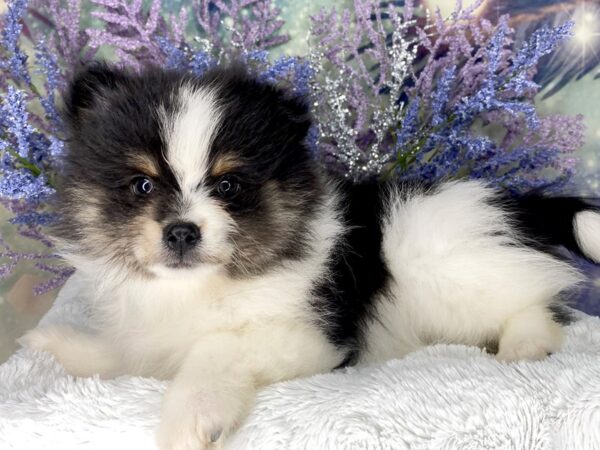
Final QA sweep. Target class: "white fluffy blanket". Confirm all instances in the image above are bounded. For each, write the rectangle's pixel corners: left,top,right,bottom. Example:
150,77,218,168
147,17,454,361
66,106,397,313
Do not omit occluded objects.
1,273,600,450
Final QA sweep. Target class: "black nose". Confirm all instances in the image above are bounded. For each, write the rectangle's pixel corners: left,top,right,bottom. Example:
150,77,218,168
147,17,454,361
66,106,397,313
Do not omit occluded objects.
164,222,201,254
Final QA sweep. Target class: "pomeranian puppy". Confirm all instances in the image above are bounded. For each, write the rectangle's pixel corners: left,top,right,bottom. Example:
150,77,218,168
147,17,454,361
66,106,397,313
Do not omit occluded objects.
20,63,600,449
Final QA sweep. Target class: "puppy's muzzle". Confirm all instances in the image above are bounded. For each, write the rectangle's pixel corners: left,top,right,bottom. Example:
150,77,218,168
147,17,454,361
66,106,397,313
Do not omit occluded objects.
164,222,201,256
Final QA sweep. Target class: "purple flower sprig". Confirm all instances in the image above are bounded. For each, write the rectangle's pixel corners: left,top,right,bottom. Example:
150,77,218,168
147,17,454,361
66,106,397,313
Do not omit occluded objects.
85,0,290,71
308,0,417,177
34,40,65,133
0,86,58,199
392,16,582,194
0,84,61,288
309,0,585,194
1,0,71,293
194,0,288,55
0,235,74,295
86,0,172,69
0,0,31,85
29,0,93,81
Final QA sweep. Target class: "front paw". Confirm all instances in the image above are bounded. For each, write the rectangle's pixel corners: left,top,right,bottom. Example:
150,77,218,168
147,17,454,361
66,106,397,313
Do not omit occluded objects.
157,383,249,450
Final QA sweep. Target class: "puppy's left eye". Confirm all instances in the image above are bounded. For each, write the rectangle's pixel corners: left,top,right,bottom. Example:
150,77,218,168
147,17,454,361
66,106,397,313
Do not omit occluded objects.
217,175,240,199
131,177,154,196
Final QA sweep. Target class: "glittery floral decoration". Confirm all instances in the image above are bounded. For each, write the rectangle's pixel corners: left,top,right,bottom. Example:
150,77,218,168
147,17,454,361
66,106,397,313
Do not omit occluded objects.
308,0,585,192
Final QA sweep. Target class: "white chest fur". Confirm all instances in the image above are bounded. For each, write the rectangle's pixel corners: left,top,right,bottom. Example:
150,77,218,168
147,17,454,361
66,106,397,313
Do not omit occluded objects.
91,262,339,379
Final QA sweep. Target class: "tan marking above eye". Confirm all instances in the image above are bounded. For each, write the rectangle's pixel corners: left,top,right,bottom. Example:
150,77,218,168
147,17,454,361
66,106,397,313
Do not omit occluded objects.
128,153,160,178
211,153,241,177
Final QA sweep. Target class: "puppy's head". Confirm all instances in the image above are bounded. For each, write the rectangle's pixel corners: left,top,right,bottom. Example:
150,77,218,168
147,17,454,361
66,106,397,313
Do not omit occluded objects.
55,63,321,279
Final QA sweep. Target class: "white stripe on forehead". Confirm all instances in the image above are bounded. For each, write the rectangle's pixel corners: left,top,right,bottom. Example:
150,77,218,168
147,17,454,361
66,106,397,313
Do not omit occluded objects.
162,83,222,193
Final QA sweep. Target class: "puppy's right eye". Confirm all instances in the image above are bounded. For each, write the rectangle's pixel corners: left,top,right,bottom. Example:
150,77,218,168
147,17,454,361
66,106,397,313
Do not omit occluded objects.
131,177,154,196
217,175,241,199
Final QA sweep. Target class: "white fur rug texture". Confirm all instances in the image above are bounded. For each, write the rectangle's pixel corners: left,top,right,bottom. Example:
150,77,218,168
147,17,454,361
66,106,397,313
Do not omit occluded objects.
1,272,599,450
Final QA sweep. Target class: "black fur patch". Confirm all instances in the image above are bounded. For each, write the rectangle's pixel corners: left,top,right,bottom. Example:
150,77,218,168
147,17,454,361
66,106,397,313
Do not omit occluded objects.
548,303,575,325
506,195,600,258
312,181,390,364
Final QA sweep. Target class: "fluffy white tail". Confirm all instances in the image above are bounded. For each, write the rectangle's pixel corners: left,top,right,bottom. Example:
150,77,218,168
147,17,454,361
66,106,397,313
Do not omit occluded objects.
574,210,600,263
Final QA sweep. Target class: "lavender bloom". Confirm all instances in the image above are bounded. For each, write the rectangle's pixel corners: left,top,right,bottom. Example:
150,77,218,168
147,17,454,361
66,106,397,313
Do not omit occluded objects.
258,56,298,84
0,86,59,197
189,49,216,76
194,0,289,54
18,225,54,248
155,39,309,95
257,56,314,96
47,135,64,161
34,41,64,132
511,21,574,73
31,0,92,78
0,15,65,292
1,86,34,159
32,264,75,295
88,0,289,70
0,0,31,84
155,37,216,76
155,37,187,69
0,236,70,294
394,97,419,156
430,66,455,127
86,0,166,70
9,211,59,226
0,262,17,280
0,171,54,201
291,61,315,98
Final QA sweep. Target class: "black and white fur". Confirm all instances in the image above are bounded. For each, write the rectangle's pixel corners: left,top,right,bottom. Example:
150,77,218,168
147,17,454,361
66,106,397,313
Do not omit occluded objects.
20,64,600,449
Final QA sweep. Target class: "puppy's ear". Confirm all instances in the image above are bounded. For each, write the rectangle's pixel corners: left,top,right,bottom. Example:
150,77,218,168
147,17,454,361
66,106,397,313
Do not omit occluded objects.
278,95,312,142
63,62,127,121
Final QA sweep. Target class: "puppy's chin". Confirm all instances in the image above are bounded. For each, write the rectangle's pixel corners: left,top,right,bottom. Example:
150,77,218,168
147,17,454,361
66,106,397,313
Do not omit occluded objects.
147,261,222,280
